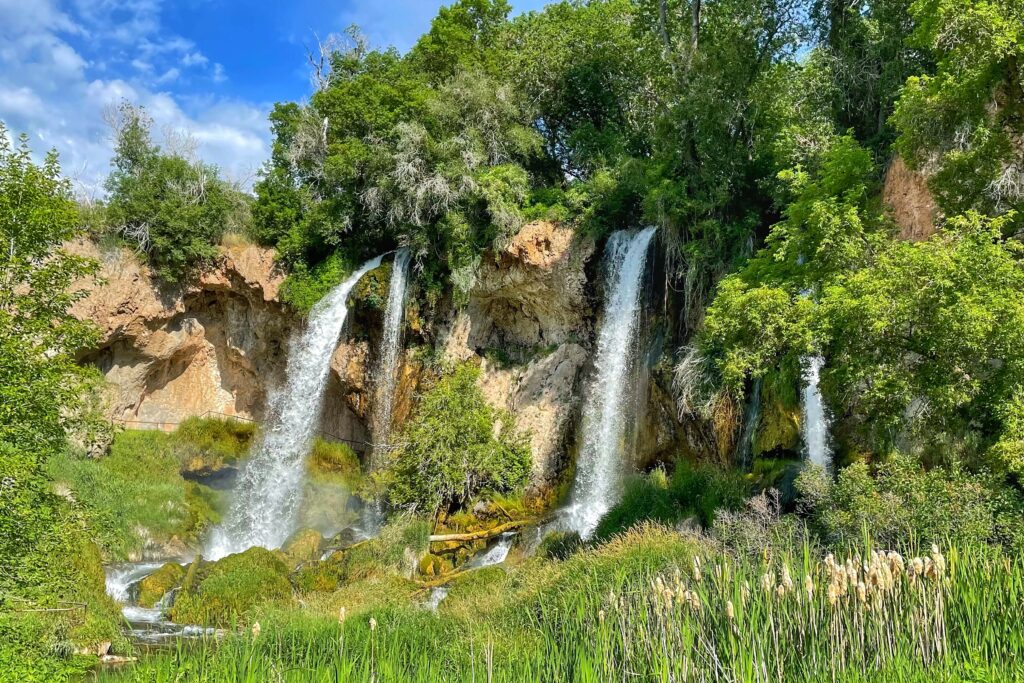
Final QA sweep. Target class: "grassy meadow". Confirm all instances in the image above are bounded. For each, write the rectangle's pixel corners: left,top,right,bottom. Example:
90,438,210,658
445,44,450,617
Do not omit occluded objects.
93,525,1024,682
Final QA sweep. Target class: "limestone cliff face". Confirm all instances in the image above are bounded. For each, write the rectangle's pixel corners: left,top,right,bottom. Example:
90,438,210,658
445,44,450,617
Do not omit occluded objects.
74,220,684,490
71,239,291,427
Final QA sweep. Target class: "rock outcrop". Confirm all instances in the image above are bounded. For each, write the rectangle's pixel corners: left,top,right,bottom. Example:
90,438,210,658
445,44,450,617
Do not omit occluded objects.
883,156,939,241
71,239,292,428
465,221,595,348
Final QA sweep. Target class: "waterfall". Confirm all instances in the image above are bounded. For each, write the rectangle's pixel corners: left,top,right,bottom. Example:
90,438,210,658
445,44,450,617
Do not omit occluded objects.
801,355,833,471
564,226,657,538
207,255,384,559
467,532,516,568
370,247,411,468
735,378,762,470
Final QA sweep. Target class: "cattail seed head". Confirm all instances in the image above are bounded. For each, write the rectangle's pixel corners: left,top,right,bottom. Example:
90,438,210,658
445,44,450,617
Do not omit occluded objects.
339,607,346,623
599,609,606,625
725,600,735,620
827,582,840,605
856,582,867,604
369,617,377,632
804,575,814,600
251,621,261,639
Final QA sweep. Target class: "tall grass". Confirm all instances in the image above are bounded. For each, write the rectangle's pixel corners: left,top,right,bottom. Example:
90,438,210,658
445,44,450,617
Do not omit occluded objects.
96,531,1024,682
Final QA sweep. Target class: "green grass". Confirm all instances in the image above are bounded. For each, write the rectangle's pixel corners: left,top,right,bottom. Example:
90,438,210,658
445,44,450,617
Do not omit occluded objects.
91,528,1024,682
47,426,234,561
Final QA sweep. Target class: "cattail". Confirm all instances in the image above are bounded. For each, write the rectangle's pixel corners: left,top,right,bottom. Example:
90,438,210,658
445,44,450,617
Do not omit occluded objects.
599,609,606,625
741,582,751,605
804,575,814,601
856,582,867,604
930,545,946,577
887,551,905,574
339,607,346,623
686,590,701,612
725,600,735,621
775,584,787,599
761,571,774,593
251,621,261,639
369,617,377,632
693,556,703,583
827,582,840,606
781,564,794,593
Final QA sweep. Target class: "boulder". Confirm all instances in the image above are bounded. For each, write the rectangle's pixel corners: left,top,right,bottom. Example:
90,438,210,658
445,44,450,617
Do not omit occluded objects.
136,562,185,608
280,528,324,567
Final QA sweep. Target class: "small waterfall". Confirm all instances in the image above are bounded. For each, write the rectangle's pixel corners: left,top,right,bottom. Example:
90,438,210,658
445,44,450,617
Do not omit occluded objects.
565,226,657,538
207,255,384,559
370,247,411,468
801,355,833,471
104,562,164,602
467,532,516,568
735,378,762,470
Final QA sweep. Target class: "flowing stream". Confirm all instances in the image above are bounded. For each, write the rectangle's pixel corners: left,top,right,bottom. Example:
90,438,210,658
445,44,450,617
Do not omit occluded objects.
564,227,657,538
207,255,385,559
801,355,833,471
370,247,411,467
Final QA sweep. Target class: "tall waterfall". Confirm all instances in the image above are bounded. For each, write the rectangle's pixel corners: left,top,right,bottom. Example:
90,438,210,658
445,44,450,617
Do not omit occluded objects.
207,255,384,559
801,355,833,471
565,226,657,538
370,247,411,469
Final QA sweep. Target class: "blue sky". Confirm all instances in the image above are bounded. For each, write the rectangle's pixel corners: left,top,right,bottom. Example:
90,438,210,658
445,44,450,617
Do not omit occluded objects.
0,0,549,194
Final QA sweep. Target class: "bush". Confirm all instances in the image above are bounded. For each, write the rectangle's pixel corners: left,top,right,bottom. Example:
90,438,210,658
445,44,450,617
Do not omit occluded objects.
797,454,1024,550
170,547,293,627
592,462,749,542
378,364,531,515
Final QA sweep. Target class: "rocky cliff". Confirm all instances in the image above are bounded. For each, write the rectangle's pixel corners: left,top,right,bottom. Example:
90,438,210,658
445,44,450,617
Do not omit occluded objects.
73,221,684,489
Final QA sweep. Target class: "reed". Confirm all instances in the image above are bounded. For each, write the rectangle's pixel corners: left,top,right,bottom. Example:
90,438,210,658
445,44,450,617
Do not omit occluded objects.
97,537,1024,682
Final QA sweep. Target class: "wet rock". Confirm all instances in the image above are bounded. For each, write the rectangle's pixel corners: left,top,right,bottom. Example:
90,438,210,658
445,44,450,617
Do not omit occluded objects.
136,562,185,608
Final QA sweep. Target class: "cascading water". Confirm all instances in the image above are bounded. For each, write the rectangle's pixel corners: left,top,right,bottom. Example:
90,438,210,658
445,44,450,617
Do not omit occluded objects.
801,355,833,471
467,532,516,569
735,378,762,471
207,255,385,559
564,226,657,538
370,247,411,467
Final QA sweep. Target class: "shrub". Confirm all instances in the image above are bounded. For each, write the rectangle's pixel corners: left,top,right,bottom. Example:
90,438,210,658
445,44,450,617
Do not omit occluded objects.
797,454,1024,550
592,462,749,542
536,530,582,560
308,438,363,489
378,364,531,516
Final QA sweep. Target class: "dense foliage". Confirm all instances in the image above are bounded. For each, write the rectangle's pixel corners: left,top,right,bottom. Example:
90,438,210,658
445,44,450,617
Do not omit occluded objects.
101,103,250,282
378,364,530,515
0,125,123,679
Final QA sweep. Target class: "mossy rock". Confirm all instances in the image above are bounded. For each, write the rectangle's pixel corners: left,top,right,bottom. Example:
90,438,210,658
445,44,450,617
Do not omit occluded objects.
169,547,293,627
307,439,363,489
417,553,452,577
136,562,185,608
754,381,801,457
292,557,345,594
281,528,324,567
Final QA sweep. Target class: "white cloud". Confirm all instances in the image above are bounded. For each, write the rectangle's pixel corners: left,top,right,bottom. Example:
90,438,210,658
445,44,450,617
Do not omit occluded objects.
0,0,270,193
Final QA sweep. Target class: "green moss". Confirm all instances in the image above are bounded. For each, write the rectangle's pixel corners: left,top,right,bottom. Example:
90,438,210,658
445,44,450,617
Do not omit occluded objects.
47,434,220,561
170,548,293,627
754,375,801,456
136,563,185,608
307,439,363,489
280,528,324,567
174,417,256,474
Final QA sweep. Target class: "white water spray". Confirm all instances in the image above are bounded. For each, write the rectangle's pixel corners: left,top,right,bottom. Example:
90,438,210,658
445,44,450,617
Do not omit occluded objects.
565,226,657,538
371,247,411,467
801,355,833,471
207,255,384,559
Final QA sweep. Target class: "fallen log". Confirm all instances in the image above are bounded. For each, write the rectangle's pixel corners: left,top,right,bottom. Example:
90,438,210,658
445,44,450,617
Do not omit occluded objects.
428,519,530,543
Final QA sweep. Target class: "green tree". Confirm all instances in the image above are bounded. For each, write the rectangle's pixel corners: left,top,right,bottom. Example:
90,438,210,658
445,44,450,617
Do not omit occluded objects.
378,364,530,516
892,0,1024,217
0,123,122,668
104,102,240,282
